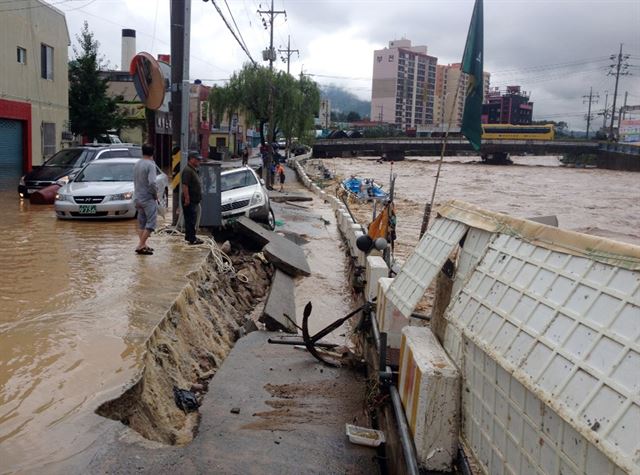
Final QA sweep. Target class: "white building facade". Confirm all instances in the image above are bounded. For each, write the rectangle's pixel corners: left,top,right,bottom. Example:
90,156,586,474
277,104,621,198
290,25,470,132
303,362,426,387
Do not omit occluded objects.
371,39,437,130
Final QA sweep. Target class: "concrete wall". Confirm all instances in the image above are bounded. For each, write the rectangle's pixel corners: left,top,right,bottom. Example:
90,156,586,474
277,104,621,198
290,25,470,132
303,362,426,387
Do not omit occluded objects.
0,0,70,165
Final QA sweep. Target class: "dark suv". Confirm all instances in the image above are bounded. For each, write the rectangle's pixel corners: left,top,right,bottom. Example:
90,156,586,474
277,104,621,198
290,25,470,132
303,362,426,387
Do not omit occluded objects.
18,144,141,198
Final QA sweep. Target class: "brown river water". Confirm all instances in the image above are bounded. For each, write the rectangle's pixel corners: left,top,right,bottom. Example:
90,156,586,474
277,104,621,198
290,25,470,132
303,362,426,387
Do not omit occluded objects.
317,155,640,260
0,193,208,473
0,156,638,473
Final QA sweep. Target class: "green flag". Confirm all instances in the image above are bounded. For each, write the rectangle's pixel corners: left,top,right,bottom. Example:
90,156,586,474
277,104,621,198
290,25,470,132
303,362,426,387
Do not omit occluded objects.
460,0,484,151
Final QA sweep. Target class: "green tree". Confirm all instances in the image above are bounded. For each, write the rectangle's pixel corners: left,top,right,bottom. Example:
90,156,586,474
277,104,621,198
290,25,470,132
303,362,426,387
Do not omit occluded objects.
214,63,319,145
68,22,123,141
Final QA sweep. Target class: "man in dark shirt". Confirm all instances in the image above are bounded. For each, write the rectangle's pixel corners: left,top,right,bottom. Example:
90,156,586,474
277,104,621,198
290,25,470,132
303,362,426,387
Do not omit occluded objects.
181,151,203,245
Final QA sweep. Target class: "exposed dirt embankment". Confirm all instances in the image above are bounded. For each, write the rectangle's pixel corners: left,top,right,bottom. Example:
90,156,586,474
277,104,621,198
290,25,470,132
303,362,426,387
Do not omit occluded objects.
97,249,272,445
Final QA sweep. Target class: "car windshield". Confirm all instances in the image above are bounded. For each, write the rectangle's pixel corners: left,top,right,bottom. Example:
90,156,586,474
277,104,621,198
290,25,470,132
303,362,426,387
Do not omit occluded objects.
75,162,135,182
221,170,258,192
44,149,92,167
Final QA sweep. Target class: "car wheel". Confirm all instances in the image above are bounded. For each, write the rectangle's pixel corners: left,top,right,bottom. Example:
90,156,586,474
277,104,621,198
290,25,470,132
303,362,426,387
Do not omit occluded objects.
267,208,276,230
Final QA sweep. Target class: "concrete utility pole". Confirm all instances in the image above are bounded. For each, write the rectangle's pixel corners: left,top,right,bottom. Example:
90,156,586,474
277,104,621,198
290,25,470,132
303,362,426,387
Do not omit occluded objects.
258,0,286,187
618,91,628,131
170,0,191,223
601,91,609,130
608,43,630,139
278,35,299,75
582,87,598,140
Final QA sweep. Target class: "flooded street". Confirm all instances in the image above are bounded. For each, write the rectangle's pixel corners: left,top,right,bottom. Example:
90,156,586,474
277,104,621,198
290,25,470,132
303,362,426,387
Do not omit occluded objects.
0,191,207,473
0,157,638,473
320,156,640,260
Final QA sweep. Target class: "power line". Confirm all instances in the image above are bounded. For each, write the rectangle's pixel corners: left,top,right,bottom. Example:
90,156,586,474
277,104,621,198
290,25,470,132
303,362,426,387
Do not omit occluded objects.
223,0,252,59
0,0,78,13
205,0,257,65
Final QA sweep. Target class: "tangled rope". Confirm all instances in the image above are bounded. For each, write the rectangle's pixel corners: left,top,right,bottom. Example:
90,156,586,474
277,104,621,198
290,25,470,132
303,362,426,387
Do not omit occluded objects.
155,225,249,283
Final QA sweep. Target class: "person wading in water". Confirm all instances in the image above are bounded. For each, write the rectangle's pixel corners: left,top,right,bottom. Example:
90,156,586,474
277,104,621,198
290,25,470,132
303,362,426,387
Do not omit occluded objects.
133,143,158,255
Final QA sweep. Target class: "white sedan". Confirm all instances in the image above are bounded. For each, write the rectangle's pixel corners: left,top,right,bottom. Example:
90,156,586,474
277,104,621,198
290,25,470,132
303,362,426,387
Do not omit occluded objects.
54,158,169,219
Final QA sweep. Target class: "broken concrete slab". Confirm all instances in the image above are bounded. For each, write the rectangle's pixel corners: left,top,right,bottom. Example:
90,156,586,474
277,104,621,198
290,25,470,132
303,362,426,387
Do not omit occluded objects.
268,193,313,203
260,269,297,333
237,216,311,276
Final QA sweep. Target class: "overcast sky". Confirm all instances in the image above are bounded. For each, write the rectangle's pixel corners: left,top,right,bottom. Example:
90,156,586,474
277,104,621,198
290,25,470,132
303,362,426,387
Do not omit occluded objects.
52,0,640,129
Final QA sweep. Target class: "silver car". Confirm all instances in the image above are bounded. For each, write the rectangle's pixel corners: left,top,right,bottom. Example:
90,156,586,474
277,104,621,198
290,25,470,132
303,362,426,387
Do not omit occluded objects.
54,158,169,219
220,167,275,230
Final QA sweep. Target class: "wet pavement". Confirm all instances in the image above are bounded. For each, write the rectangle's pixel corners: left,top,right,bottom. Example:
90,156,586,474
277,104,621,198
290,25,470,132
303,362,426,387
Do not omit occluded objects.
0,161,374,474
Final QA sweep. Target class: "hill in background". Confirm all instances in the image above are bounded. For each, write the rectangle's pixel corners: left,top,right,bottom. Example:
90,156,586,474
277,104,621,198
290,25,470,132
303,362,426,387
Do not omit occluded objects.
320,84,371,119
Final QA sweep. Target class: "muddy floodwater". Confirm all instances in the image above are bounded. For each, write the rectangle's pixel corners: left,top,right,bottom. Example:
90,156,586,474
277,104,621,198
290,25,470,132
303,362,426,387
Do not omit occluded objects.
318,155,640,260
0,192,208,473
0,156,638,473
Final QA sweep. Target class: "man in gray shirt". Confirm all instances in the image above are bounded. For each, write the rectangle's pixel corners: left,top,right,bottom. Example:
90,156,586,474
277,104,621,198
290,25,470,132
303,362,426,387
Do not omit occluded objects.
133,143,158,255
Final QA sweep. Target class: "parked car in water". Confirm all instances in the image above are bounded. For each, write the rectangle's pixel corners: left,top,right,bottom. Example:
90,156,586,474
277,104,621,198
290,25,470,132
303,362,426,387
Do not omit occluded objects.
54,158,168,219
18,144,141,198
220,166,275,230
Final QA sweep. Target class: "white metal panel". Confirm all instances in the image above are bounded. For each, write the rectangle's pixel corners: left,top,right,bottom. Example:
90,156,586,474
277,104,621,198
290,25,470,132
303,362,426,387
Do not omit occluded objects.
446,232,640,474
453,227,494,297
386,217,468,318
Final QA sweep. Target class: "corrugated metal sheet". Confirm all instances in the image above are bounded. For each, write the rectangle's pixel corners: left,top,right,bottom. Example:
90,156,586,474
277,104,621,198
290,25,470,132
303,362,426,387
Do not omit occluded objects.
446,232,639,474
385,217,468,317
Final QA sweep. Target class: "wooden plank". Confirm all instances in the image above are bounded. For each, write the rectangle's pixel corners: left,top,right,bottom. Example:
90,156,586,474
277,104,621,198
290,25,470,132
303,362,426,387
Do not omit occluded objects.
259,270,297,333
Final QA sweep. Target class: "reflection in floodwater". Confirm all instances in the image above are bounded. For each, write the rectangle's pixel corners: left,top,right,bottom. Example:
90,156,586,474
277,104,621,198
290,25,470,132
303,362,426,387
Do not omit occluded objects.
0,191,208,473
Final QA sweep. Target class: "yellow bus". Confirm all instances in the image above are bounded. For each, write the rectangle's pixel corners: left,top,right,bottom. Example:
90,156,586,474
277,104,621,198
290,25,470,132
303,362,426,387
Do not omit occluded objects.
482,124,555,140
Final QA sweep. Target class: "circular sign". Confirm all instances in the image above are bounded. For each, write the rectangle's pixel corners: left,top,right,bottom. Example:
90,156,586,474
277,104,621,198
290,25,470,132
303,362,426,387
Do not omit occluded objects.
130,52,165,110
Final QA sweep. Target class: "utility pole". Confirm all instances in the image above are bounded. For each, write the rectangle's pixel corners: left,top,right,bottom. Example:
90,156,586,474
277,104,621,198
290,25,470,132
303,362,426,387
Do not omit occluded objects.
618,91,628,131
608,43,630,139
278,35,299,75
582,87,598,140
599,91,609,131
170,0,191,224
258,0,286,187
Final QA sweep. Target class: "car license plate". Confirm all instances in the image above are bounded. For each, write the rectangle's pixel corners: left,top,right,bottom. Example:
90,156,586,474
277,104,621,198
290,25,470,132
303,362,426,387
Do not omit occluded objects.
78,204,97,214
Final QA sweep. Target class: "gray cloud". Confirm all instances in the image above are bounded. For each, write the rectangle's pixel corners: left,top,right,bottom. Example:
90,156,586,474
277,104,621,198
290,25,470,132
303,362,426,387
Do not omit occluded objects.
58,0,639,129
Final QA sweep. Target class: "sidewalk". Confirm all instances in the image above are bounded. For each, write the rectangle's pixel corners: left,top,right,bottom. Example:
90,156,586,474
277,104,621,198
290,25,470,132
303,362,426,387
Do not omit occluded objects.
62,160,378,475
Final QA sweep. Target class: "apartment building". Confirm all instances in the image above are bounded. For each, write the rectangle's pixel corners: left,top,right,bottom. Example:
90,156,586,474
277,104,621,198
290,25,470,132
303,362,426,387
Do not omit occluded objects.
482,85,533,125
371,39,437,129
0,0,70,188
434,63,491,130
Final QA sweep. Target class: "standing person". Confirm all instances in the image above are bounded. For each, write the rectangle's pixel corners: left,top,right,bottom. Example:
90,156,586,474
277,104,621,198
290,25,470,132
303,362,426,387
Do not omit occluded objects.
275,162,286,192
242,146,249,166
133,143,158,255
181,151,204,245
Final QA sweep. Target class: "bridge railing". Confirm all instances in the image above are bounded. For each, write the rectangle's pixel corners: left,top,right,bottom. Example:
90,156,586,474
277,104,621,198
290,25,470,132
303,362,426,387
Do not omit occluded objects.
599,142,640,155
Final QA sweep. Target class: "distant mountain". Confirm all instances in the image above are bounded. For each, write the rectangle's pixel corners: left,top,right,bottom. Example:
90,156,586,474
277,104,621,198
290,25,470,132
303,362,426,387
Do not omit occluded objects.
320,84,371,119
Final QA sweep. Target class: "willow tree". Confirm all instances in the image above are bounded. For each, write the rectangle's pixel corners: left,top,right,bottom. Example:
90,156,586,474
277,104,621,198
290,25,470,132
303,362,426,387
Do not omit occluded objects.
213,63,320,146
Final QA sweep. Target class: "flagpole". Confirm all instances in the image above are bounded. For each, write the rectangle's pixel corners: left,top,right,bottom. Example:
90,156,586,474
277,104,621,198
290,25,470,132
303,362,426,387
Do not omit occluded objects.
419,0,483,238
419,75,464,238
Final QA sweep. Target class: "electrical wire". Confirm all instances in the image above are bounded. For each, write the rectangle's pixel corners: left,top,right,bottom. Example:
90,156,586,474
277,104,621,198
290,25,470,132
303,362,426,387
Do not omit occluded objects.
206,0,257,66
223,0,252,59
0,0,78,12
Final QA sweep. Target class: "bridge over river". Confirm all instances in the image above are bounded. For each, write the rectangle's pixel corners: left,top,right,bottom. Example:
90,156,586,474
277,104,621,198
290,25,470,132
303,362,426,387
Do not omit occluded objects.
312,138,640,170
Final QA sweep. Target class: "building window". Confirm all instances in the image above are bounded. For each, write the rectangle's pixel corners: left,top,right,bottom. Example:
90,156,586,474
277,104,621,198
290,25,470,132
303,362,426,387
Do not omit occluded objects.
41,44,54,80
376,55,383,63
17,47,26,64
388,55,394,62
42,122,56,158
